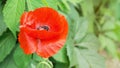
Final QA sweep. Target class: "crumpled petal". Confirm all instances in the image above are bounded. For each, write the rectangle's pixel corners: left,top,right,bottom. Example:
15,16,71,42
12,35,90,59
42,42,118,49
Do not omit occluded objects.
36,39,65,58
33,7,64,32
18,30,37,54
20,11,36,29
20,26,61,40
36,15,68,58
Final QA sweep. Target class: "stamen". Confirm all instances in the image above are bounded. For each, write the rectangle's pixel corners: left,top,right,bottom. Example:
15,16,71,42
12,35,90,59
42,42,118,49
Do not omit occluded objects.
36,25,49,31
41,26,49,31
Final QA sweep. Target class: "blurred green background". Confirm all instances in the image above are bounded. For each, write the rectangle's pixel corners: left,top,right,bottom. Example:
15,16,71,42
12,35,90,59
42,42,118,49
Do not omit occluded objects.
0,0,120,68
65,0,120,67
64,0,120,68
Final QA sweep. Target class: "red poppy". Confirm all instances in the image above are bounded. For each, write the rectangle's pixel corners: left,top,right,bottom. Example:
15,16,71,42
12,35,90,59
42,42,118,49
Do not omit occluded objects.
18,7,68,58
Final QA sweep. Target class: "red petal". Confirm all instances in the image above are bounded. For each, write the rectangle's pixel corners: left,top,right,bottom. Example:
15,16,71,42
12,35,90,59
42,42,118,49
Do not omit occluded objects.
20,27,61,40
59,15,68,39
20,11,36,29
20,12,27,25
36,39,65,58
36,15,68,58
33,7,64,32
18,30,37,54
20,7,65,40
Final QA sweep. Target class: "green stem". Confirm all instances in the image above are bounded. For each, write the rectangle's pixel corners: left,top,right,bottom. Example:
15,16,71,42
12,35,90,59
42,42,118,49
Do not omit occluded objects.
37,61,52,68
36,58,53,68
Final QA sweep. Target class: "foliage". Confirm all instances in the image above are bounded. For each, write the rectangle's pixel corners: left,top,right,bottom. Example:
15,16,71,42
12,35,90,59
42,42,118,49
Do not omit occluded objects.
0,0,120,68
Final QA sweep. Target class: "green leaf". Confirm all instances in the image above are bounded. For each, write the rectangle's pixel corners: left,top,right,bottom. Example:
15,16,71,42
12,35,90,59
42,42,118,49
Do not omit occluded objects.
114,21,120,41
68,0,82,6
58,0,70,13
67,5,88,41
74,18,88,43
58,1,69,13
0,30,16,62
27,60,36,68
54,62,69,68
61,0,70,10
67,5,81,38
66,38,77,67
67,34,100,67
13,45,31,68
0,54,17,68
76,33,100,51
53,45,68,63
74,48,106,68
0,2,7,36
26,0,43,11
80,0,95,32
102,20,115,31
44,0,58,10
67,5,80,22
104,31,119,41
3,0,25,37
99,35,118,58
33,54,44,62
26,0,58,11
114,1,120,20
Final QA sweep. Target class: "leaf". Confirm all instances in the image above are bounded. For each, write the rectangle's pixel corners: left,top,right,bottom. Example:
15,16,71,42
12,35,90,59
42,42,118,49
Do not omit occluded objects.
76,33,100,51
27,60,36,68
114,21,120,41
33,54,44,62
67,5,88,41
0,2,7,36
53,45,68,63
13,45,31,68
54,62,69,68
3,0,25,37
61,0,70,11
102,20,115,31
67,5,80,22
113,1,120,20
99,35,118,58
67,34,100,67
0,30,16,62
80,0,95,18
58,0,70,13
104,31,119,41
80,0,95,32
26,0,43,11
26,0,58,11
67,5,81,38
68,0,82,6
66,38,77,67
74,48,106,68
45,0,58,10
0,54,17,68
74,18,88,43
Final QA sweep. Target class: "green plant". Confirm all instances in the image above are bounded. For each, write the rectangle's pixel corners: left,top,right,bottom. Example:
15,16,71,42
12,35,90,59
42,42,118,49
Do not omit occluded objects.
1,0,120,68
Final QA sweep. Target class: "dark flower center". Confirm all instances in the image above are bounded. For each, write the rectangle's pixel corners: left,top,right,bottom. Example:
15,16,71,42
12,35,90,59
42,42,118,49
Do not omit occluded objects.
36,25,49,31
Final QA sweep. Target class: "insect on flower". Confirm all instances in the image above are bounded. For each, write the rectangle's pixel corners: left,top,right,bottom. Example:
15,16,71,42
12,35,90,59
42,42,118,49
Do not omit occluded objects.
18,7,68,58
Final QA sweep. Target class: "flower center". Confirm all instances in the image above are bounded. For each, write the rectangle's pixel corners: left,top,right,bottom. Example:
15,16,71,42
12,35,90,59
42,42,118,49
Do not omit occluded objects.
36,25,49,31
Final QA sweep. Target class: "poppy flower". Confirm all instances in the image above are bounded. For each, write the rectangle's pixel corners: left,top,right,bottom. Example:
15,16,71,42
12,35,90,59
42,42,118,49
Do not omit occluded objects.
18,7,68,58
